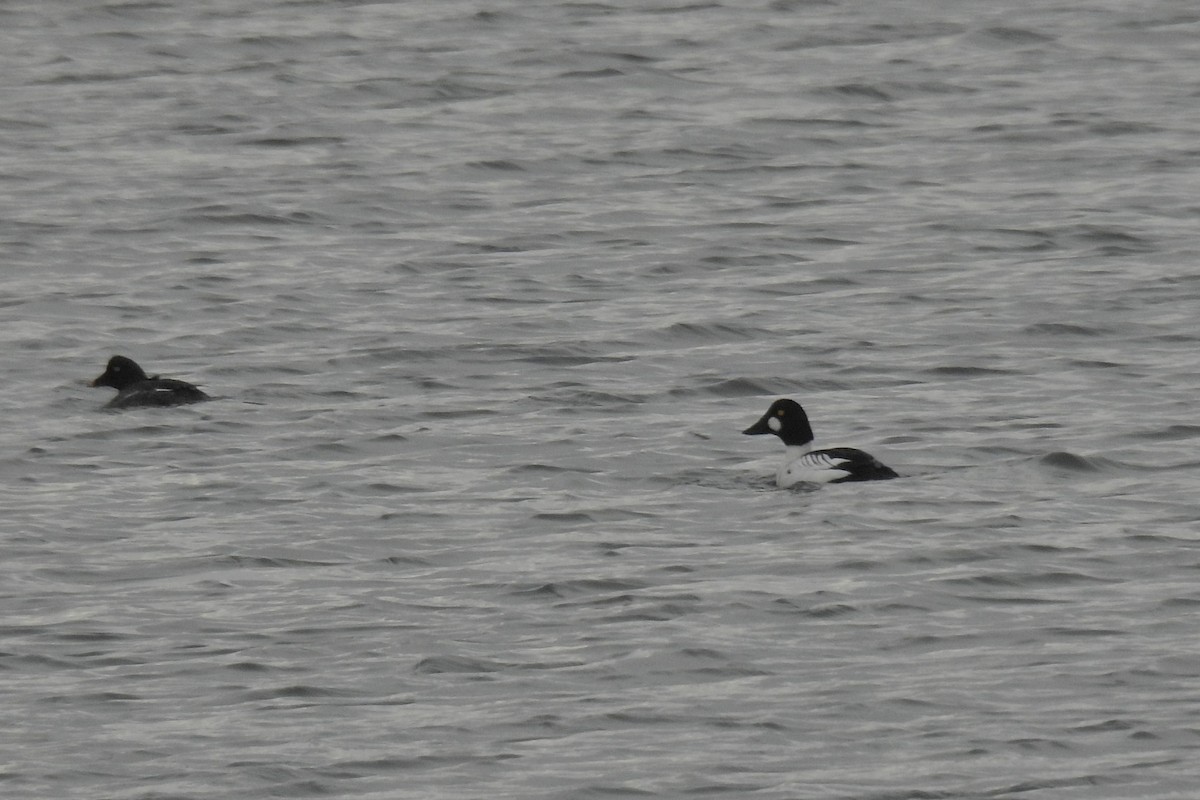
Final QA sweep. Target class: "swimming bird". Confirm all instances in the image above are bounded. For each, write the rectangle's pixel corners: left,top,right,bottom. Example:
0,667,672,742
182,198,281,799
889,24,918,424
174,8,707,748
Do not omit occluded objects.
743,398,897,486
91,355,210,409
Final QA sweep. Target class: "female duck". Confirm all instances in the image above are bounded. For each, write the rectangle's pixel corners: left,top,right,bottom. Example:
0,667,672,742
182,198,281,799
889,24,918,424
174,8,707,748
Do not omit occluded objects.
91,355,210,409
743,398,897,486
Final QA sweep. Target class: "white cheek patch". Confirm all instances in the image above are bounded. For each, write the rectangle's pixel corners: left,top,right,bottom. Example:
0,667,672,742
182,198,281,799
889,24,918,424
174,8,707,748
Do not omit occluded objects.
768,416,782,433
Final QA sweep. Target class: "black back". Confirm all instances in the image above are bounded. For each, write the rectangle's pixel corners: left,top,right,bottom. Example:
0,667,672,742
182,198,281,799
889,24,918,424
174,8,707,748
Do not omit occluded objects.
817,447,899,483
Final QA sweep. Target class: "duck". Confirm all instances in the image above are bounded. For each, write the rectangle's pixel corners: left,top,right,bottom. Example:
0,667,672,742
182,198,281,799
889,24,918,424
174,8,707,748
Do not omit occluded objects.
91,355,211,409
743,398,897,486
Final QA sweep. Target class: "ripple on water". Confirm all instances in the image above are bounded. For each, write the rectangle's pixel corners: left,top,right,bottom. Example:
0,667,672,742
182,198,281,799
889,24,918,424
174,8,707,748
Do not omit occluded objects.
6,1,1200,799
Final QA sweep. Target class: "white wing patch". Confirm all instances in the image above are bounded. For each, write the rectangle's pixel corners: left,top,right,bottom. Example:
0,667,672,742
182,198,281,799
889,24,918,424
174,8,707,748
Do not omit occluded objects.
777,452,852,487
798,452,850,470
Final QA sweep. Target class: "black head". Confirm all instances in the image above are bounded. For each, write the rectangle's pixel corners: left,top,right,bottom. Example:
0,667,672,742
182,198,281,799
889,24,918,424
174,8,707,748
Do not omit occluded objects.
742,398,815,447
91,355,150,391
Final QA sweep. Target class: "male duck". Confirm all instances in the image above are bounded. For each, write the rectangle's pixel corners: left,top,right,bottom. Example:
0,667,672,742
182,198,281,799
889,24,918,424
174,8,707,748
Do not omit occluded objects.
743,398,897,486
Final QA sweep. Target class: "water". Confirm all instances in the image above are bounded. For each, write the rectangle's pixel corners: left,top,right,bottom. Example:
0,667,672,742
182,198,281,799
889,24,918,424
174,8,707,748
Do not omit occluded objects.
3,1,1200,798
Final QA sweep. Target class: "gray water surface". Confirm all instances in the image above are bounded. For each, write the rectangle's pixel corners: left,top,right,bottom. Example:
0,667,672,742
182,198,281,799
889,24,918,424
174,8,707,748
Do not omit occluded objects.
3,2,1200,798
